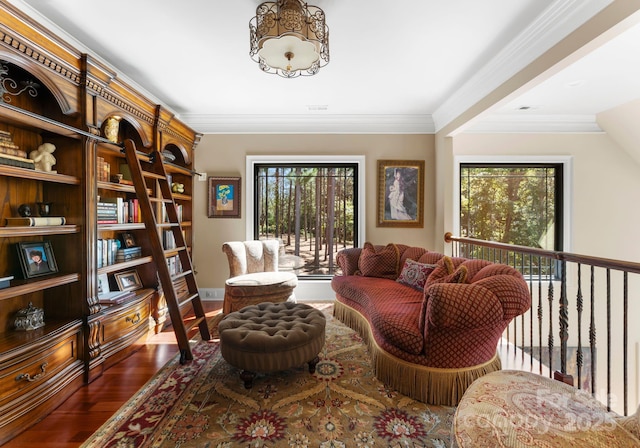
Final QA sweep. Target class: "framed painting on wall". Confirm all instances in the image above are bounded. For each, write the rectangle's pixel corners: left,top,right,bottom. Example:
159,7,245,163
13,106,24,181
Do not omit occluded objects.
208,176,241,218
376,160,424,228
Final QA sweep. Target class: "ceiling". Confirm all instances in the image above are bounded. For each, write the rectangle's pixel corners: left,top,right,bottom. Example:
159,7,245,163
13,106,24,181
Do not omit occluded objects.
8,0,640,134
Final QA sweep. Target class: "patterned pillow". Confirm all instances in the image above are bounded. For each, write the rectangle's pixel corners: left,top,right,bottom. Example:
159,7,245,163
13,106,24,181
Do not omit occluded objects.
358,242,401,279
396,259,437,290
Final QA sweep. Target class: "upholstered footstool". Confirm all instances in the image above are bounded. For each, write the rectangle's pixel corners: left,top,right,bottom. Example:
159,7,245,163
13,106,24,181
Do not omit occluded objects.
453,370,640,447
218,302,326,388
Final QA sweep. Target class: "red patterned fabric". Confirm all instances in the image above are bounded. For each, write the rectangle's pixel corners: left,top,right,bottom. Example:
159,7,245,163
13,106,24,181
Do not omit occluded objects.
331,243,532,370
358,242,402,279
336,247,363,276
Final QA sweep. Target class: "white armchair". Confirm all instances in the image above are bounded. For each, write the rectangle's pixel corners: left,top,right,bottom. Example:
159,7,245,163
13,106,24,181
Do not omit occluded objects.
221,240,297,314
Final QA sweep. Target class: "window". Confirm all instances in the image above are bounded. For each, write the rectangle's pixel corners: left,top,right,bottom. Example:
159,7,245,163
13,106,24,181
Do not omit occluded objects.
459,163,564,251
252,161,360,278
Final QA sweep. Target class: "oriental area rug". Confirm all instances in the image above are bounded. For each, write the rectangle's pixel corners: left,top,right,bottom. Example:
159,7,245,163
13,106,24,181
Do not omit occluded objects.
82,303,455,448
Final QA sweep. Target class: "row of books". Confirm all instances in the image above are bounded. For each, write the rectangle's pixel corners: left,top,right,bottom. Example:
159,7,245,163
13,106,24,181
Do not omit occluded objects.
167,255,183,276
160,203,184,223
97,197,143,224
96,156,112,182
162,228,187,250
97,239,142,268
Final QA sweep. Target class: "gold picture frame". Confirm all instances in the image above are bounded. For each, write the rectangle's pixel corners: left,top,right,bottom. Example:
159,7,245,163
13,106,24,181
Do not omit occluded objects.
208,176,241,218
377,160,424,228
114,270,142,292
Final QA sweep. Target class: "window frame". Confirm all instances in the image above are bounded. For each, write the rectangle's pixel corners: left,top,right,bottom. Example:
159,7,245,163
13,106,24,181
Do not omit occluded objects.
453,155,573,253
245,154,366,249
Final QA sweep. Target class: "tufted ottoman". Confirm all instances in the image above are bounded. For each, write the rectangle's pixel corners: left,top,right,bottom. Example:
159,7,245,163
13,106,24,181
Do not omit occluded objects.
218,302,326,388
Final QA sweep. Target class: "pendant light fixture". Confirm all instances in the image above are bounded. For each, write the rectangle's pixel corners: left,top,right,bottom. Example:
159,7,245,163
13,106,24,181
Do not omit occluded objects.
249,0,329,78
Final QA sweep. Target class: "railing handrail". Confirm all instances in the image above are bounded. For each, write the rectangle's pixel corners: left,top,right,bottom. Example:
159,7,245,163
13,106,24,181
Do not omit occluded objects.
444,232,640,275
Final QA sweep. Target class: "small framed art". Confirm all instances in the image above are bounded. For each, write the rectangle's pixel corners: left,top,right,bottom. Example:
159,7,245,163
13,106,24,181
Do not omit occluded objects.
17,241,59,278
377,160,425,228
114,270,143,292
208,176,241,218
119,232,136,248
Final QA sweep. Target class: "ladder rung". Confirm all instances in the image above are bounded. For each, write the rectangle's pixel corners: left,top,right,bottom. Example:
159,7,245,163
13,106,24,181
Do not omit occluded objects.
172,270,193,281
156,222,180,229
178,293,199,309
142,171,165,180
183,315,206,334
164,246,187,257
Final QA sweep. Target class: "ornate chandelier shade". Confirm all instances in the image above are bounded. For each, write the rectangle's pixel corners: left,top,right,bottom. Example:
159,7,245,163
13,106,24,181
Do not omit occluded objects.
249,0,329,78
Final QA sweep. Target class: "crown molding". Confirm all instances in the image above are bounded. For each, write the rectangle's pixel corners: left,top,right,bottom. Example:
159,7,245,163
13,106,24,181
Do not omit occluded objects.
180,114,436,134
433,0,613,133
463,114,603,134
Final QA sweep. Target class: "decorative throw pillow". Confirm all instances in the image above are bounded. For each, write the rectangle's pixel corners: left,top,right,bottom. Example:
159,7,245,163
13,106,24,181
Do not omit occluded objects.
358,242,400,279
426,255,469,286
396,259,437,290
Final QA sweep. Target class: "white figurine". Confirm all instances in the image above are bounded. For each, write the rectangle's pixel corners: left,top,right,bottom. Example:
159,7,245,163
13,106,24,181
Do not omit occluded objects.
29,143,57,172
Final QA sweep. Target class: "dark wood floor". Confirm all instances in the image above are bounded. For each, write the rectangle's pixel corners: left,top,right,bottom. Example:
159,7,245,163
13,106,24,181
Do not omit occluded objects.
3,301,222,448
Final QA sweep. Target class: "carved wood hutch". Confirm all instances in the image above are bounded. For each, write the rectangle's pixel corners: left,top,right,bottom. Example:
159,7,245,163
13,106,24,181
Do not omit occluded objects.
0,3,200,442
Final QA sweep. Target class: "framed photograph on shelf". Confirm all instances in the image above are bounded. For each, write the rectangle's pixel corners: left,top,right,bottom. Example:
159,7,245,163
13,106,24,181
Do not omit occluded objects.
119,232,136,248
114,270,142,292
16,240,59,278
97,273,110,295
376,160,425,228
208,176,241,218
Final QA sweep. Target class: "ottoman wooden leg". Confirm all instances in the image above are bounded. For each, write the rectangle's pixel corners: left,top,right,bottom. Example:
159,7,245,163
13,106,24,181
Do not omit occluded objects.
308,356,320,374
240,370,256,389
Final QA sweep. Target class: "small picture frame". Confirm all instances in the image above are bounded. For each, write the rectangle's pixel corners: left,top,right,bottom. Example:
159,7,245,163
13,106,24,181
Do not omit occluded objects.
120,232,137,248
208,176,241,218
377,159,425,228
17,241,59,278
114,270,142,292
97,273,110,295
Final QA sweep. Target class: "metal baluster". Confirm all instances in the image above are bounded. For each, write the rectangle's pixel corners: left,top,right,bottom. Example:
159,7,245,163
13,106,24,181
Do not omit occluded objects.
576,264,583,389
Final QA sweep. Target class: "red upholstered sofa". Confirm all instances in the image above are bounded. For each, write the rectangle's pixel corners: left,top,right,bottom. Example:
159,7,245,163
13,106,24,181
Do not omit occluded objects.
331,243,531,406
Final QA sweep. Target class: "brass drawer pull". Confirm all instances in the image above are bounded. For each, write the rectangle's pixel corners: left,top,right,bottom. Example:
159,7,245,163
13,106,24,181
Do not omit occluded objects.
126,312,141,325
16,362,49,382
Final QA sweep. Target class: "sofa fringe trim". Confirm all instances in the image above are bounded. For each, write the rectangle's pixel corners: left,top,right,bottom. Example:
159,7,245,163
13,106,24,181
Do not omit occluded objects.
333,300,502,406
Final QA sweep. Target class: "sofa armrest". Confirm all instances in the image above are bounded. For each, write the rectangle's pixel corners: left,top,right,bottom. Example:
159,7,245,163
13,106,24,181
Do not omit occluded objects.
336,247,363,276
422,274,531,331
472,274,532,320
423,283,504,330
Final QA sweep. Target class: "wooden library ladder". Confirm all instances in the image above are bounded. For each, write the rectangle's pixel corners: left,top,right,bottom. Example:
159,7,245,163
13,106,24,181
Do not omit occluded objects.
123,139,211,363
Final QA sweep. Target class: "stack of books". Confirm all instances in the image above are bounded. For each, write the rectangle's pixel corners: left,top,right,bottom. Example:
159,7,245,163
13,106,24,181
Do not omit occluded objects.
98,290,135,305
97,198,118,224
0,130,35,169
0,275,13,289
116,246,142,262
